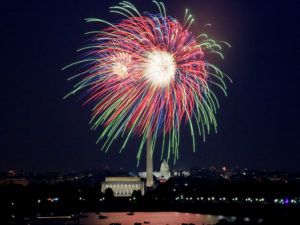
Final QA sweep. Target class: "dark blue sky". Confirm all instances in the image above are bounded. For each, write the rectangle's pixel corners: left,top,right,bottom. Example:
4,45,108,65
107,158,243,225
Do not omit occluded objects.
1,0,299,172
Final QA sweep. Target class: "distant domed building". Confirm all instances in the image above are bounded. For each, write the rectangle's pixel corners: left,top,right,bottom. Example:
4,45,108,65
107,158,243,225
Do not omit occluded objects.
160,159,169,172
159,159,170,180
139,159,171,181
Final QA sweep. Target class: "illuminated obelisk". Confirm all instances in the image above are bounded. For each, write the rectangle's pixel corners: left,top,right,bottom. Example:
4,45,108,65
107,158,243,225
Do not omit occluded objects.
146,135,154,187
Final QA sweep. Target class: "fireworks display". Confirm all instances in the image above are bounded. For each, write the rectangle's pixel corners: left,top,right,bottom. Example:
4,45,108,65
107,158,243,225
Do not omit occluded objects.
63,1,231,164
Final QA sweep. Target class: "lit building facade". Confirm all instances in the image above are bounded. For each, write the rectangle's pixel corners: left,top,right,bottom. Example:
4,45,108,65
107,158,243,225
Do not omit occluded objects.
139,159,171,181
101,177,145,197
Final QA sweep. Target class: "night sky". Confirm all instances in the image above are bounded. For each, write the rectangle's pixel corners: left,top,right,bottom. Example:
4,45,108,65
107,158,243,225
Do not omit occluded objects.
1,0,299,172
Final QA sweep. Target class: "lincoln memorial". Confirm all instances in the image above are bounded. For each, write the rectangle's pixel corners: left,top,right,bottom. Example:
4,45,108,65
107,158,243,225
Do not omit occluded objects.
101,177,145,197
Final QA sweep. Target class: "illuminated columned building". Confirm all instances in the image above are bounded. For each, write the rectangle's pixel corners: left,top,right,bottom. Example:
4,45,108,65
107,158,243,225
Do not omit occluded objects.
101,177,145,197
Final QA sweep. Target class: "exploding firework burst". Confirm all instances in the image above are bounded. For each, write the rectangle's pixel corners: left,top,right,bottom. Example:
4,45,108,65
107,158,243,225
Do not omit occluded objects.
63,1,231,164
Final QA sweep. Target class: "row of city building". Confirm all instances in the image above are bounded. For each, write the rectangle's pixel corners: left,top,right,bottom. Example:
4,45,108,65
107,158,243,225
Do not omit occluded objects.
1,161,299,193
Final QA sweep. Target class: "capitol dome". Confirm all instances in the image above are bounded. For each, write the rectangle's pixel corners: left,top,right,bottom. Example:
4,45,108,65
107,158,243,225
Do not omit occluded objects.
160,159,169,173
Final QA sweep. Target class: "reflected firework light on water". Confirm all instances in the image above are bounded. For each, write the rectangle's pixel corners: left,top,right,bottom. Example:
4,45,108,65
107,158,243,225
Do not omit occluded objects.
79,212,221,225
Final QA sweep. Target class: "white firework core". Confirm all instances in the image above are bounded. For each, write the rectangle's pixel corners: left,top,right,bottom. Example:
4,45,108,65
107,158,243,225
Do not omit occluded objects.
143,50,176,86
111,52,131,78
112,63,128,77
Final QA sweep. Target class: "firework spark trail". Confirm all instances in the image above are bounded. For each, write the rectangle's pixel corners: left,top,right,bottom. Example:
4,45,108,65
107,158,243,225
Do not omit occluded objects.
63,1,231,164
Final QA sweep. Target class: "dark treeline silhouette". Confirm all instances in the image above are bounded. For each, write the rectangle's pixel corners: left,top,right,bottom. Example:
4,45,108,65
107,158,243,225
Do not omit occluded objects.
1,176,299,224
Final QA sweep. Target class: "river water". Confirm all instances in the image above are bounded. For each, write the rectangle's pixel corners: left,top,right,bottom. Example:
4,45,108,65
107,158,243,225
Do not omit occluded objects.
80,212,226,225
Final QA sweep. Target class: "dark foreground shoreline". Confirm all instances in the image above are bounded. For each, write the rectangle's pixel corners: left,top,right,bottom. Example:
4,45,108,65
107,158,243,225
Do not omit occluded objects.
2,178,300,224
